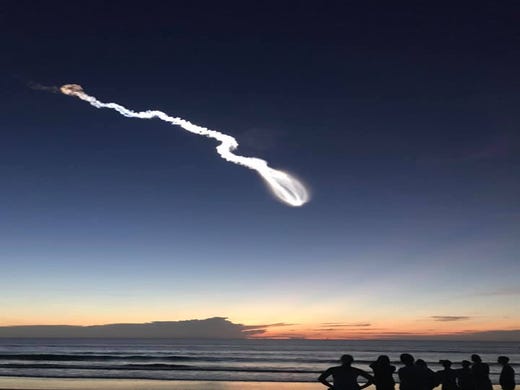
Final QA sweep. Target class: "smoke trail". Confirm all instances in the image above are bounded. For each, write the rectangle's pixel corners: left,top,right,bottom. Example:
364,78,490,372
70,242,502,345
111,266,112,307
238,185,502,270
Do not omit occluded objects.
28,81,60,93
60,84,309,207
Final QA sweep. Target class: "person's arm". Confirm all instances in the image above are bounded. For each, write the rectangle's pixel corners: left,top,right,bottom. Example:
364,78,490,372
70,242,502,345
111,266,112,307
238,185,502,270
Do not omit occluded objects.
358,368,375,390
505,366,515,384
432,370,441,388
318,368,334,389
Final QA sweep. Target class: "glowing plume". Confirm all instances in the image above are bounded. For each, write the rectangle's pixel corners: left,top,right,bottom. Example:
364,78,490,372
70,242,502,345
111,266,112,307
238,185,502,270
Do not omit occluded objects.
60,84,309,206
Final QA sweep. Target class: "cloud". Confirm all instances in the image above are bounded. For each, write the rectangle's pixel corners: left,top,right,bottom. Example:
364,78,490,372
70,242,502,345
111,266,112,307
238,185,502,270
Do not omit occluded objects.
242,322,295,337
320,322,372,328
0,317,288,338
447,329,520,341
362,329,520,341
3,318,518,341
243,322,295,329
431,316,471,322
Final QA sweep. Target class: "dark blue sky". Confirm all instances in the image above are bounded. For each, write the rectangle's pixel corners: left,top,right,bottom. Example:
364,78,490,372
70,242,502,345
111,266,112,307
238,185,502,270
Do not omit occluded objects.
1,1,519,336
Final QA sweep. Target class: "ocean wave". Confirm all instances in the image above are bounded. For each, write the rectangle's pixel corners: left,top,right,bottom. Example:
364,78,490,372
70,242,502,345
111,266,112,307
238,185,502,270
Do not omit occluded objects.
0,363,317,373
0,354,196,362
0,354,516,367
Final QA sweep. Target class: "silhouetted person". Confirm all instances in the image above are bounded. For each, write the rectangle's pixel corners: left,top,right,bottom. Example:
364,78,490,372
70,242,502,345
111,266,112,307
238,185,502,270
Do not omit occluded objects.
436,360,458,390
471,354,493,390
456,360,474,390
498,356,516,390
416,359,438,390
318,354,374,390
370,355,396,390
399,353,422,390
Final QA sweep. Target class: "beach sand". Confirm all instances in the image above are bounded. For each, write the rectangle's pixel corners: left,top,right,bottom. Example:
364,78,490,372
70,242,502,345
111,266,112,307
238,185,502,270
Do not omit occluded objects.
1,377,318,390
0,377,506,390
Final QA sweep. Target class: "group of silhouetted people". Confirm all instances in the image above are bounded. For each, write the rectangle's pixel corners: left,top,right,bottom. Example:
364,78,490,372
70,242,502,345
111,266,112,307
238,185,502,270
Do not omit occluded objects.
318,353,516,390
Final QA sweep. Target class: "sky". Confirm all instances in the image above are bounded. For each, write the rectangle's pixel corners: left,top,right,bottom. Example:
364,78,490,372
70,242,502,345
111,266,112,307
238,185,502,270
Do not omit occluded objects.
0,1,519,340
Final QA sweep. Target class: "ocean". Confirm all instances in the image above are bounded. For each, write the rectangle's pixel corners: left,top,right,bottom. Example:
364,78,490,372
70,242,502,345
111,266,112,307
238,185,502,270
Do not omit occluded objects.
0,338,517,383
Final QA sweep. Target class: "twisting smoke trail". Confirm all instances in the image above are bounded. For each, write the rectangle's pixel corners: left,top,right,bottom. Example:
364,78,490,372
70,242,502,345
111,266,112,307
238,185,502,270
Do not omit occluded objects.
27,81,60,93
60,84,309,206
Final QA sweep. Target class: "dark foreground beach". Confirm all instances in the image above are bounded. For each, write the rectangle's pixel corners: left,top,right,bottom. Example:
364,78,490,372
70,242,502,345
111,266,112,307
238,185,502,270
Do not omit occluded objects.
0,377,508,390
1,377,319,390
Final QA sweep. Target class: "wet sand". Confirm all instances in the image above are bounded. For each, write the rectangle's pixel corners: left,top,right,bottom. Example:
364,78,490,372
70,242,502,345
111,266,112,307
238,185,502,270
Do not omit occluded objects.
1,377,318,390
0,377,505,390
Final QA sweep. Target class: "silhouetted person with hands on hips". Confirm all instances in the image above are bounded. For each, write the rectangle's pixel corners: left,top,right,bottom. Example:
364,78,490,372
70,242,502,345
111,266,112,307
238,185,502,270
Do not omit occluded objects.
370,355,396,390
398,353,422,390
319,354,374,390
436,360,458,390
498,356,516,390
416,359,437,390
471,354,493,390
456,360,474,390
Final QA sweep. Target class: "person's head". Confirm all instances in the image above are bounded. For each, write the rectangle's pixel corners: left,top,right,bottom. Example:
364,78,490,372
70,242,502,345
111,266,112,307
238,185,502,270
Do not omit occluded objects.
377,355,391,366
498,356,510,365
471,354,482,363
400,353,414,366
440,360,452,368
461,360,471,369
416,359,427,368
340,354,354,366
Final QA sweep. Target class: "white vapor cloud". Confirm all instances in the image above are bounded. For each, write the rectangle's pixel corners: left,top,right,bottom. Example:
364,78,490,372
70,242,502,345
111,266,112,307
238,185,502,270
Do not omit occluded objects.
60,84,310,207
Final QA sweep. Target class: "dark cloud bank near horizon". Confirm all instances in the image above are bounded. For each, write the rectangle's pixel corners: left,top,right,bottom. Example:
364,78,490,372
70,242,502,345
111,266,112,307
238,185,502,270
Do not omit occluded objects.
0,317,518,341
0,317,267,338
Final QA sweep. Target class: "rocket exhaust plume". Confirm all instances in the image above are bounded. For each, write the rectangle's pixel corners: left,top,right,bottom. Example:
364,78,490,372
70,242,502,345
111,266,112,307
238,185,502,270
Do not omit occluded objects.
27,81,60,93
60,84,309,207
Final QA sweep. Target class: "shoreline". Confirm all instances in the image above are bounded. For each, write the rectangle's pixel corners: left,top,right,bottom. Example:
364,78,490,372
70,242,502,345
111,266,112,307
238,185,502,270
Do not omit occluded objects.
0,377,318,390
0,377,506,390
